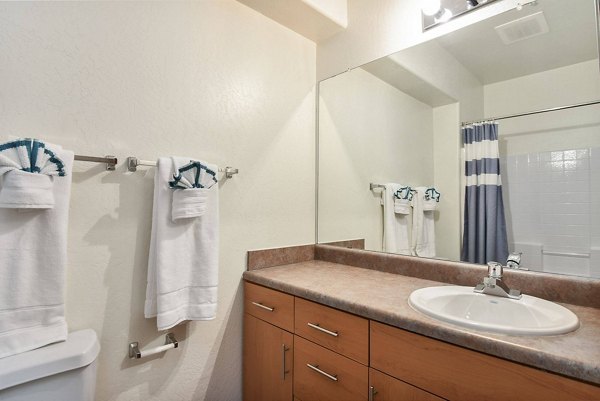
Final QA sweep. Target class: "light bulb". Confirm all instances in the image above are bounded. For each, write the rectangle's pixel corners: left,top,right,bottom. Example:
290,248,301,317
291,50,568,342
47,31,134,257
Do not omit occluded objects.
422,0,441,16
434,8,453,23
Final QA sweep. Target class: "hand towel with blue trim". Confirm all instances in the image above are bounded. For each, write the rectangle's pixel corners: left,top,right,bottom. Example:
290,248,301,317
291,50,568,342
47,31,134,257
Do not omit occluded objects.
383,183,412,255
144,156,219,330
0,138,73,358
411,187,439,257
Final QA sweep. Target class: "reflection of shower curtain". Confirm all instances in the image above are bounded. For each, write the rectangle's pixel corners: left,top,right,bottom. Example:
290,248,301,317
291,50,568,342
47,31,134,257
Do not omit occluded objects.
461,122,509,264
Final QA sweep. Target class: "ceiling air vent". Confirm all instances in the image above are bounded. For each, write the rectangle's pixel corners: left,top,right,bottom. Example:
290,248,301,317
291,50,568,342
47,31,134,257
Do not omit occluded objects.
495,11,549,45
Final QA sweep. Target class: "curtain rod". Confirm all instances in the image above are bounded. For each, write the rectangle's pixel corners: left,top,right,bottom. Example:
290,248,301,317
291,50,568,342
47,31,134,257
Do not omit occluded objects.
460,99,600,126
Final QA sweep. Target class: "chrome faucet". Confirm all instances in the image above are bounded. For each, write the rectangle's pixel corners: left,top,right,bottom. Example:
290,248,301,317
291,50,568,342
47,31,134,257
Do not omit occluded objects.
506,252,527,270
474,262,522,300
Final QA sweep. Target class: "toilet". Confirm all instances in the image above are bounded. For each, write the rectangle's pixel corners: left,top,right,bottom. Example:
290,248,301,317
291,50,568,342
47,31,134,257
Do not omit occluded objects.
0,329,100,401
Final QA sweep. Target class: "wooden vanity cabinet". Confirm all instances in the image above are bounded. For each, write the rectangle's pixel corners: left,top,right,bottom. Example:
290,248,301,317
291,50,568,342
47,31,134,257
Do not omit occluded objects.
244,281,600,401
243,282,295,401
370,321,600,401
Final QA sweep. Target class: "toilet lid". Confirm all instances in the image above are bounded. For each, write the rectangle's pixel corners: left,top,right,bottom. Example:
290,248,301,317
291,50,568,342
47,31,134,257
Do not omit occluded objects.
0,329,100,391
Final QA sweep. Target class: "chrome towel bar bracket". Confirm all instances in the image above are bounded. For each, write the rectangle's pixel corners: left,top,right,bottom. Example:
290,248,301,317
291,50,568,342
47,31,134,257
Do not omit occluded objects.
128,333,178,359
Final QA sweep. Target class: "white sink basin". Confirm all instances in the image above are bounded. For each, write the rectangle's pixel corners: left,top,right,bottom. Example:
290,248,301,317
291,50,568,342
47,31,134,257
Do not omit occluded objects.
408,286,579,336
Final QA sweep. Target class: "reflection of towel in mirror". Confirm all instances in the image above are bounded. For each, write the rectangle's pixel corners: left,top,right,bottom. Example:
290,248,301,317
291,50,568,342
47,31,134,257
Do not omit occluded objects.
411,187,437,257
383,183,411,255
0,142,73,358
145,156,219,330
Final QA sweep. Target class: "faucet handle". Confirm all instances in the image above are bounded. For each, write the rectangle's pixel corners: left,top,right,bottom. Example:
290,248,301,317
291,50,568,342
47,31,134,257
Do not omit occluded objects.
506,252,523,269
487,262,503,279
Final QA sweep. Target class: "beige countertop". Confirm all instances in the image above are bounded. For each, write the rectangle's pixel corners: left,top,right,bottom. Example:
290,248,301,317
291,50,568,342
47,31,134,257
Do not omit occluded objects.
243,260,600,386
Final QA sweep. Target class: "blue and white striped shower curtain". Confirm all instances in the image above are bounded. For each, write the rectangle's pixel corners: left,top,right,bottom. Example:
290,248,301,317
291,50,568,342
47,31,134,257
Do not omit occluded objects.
461,122,509,264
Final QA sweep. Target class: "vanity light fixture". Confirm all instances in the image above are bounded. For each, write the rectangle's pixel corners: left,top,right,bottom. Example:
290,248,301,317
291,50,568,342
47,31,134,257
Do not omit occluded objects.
466,0,479,9
434,8,453,23
422,0,453,23
422,0,442,16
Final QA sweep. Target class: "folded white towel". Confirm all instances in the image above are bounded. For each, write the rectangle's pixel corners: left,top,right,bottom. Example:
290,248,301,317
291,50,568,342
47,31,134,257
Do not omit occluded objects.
394,198,411,214
411,187,437,258
0,139,66,208
383,183,412,255
172,188,210,221
0,170,55,208
169,159,217,221
0,141,73,358
145,156,219,330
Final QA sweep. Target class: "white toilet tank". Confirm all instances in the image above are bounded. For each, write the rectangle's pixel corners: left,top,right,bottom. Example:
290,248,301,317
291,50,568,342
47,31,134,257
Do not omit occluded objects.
0,329,100,401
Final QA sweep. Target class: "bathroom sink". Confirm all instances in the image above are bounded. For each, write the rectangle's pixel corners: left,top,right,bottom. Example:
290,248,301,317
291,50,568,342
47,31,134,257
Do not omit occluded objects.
408,286,579,336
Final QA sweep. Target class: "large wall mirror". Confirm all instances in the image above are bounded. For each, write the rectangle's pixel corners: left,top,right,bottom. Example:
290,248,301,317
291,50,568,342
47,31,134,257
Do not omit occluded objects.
317,0,600,278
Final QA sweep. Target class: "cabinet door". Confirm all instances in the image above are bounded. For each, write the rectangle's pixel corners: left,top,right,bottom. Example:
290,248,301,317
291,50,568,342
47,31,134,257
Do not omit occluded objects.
369,368,445,401
244,314,293,401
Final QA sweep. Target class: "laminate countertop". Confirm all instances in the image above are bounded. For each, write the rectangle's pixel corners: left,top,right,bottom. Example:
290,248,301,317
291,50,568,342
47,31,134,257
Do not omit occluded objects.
243,260,600,386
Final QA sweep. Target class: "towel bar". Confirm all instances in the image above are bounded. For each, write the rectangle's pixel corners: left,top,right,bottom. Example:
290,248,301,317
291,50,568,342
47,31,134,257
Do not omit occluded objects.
128,333,178,359
126,156,239,178
74,155,117,171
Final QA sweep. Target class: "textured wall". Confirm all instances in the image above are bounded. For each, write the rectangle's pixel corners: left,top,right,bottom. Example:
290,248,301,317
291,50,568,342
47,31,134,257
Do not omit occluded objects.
0,1,315,400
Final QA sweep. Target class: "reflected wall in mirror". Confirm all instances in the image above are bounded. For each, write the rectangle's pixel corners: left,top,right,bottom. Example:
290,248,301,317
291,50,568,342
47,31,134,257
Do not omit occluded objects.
317,0,600,278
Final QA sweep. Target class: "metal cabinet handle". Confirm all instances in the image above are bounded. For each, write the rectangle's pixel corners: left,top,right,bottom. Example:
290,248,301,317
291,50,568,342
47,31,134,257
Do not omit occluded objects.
281,344,289,380
307,322,339,337
306,363,338,381
251,301,274,312
369,386,378,401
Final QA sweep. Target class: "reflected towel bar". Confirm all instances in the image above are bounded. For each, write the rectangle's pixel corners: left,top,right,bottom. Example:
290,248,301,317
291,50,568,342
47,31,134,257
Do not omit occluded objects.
127,156,239,178
542,250,590,259
370,183,386,191
74,155,118,171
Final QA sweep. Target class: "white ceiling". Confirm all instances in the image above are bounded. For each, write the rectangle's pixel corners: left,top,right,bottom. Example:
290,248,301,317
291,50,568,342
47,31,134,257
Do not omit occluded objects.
237,0,347,43
436,0,598,84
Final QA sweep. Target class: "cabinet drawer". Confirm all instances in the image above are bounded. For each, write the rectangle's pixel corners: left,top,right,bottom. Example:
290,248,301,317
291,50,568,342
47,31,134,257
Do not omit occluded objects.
369,368,445,401
370,321,600,401
245,282,294,332
294,336,368,401
295,297,368,364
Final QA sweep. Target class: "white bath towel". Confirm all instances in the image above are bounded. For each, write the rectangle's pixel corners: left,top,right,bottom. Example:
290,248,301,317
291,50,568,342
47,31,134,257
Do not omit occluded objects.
411,187,437,257
0,142,73,359
383,183,412,255
145,156,219,330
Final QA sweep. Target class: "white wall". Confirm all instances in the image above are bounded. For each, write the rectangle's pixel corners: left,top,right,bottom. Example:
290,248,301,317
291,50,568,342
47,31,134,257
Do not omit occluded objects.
318,68,433,251
484,60,600,276
0,2,316,400
433,103,461,261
